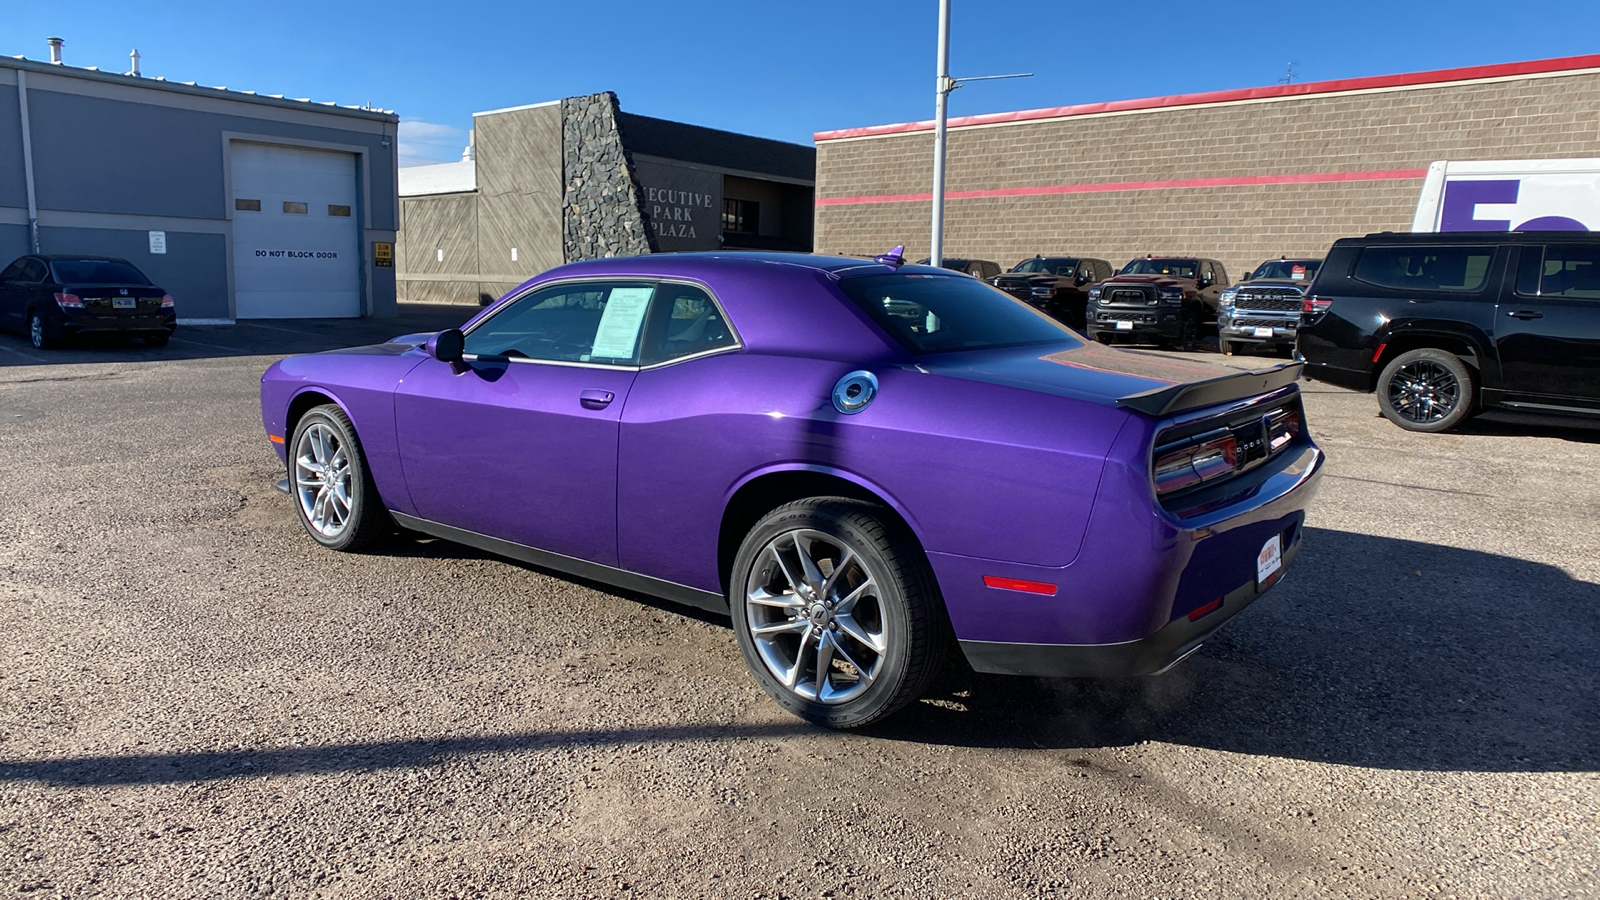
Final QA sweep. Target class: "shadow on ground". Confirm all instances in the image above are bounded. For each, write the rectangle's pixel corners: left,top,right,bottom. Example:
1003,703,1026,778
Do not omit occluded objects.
0,303,480,368
875,526,1598,773
3,530,1593,786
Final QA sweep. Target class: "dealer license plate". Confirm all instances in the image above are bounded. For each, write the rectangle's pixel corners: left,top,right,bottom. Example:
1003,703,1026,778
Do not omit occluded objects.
1116,320,1134,331
1257,534,1283,586
112,297,137,309
1253,326,1274,338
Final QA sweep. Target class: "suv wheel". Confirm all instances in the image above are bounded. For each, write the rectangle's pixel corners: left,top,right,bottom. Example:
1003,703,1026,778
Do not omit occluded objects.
730,498,948,729
1377,348,1475,432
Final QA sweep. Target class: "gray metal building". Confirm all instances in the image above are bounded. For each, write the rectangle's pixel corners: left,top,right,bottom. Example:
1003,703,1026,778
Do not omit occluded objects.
2,51,400,321
397,92,814,306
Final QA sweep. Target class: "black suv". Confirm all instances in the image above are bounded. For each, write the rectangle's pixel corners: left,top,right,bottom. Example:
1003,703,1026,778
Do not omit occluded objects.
989,255,1115,329
1298,232,1600,432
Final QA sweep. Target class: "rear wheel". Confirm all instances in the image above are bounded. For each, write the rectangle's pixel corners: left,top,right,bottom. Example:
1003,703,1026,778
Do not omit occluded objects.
289,404,389,551
27,311,54,350
1376,348,1475,432
730,498,948,729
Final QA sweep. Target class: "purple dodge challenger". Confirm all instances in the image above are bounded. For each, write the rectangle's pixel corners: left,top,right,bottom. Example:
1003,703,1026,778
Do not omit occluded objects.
260,251,1323,727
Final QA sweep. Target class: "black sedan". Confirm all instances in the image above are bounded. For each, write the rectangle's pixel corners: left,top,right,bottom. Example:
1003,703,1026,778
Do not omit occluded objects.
0,255,176,349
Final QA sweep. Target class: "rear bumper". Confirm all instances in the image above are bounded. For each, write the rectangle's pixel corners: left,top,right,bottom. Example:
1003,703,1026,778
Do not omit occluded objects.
55,310,176,335
959,531,1300,677
1220,318,1298,345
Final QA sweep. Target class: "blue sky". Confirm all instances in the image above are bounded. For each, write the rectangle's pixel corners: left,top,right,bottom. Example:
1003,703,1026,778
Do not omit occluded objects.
7,0,1599,167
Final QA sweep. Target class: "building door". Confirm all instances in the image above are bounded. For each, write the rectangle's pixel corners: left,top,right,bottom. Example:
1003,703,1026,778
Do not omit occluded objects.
230,142,361,318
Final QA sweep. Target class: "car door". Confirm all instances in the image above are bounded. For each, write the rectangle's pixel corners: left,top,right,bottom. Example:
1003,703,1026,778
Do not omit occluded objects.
0,259,27,330
1496,243,1600,407
392,279,654,566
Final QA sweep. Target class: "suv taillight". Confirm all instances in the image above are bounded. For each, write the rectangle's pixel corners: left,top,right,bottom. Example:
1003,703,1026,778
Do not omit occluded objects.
1303,295,1331,315
160,294,174,308
54,292,83,309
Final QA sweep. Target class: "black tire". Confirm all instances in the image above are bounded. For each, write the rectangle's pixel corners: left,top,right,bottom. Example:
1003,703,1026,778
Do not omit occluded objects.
1376,348,1476,433
1218,337,1233,356
144,332,170,347
1093,331,1115,345
287,404,390,551
1177,309,1200,352
729,498,950,729
27,310,54,350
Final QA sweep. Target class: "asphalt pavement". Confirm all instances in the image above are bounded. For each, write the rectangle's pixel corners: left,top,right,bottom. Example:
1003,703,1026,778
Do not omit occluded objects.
0,315,1595,898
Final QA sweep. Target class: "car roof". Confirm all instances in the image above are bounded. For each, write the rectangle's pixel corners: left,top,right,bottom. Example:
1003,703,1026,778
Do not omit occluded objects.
28,254,137,264
546,251,958,282
1340,231,1600,245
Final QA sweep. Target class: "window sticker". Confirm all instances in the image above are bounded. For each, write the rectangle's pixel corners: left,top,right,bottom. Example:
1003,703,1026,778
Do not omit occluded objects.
589,286,654,359
1291,265,1306,280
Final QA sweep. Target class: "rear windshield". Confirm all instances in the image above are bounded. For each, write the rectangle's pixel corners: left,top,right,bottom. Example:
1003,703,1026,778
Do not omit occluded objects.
1121,258,1198,278
839,272,1080,356
1251,259,1321,281
50,260,152,285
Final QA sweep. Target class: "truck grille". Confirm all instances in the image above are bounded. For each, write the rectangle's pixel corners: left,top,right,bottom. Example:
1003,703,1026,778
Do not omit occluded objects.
1099,311,1155,323
1234,287,1304,312
1105,287,1154,305
1231,316,1294,329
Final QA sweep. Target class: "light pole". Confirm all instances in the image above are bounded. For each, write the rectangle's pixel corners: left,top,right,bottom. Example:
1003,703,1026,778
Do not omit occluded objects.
930,0,1031,267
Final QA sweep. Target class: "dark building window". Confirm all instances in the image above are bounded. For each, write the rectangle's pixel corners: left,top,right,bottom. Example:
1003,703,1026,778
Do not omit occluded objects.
283,201,308,215
235,198,261,212
722,198,758,234
328,204,351,217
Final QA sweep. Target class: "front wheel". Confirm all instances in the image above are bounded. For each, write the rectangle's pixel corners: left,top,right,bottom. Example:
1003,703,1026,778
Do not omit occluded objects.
1218,337,1233,356
730,498,949,729
1376,348,1475,432
289,404,389,551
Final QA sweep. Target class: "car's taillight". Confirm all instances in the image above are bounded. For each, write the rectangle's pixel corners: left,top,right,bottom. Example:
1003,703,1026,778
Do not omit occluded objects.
1303,295,1331,315
1154,431,1238,495
54,292,83,309
160,294,174,308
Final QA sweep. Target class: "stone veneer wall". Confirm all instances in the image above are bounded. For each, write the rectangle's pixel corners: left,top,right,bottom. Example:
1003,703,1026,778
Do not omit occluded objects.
561,92,657,261
815,65,1600,279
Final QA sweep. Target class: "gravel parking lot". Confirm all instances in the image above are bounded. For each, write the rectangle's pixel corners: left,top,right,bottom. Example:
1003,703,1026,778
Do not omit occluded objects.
1,313,1596,898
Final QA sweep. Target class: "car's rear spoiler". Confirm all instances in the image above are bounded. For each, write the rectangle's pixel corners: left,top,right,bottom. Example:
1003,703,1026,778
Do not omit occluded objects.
1116,363,1302,417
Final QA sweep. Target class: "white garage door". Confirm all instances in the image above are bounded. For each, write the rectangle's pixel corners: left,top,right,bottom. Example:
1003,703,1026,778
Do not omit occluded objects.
230,142,361,318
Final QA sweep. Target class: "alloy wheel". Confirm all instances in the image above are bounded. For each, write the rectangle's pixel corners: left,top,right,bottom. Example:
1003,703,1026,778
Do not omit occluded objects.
743,528,889,705
294,423,353,538
1387,360,1461,424
29,315,44,349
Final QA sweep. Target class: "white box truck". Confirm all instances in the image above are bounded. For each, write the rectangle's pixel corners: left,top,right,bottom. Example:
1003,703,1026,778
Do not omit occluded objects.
1411,158,1600,232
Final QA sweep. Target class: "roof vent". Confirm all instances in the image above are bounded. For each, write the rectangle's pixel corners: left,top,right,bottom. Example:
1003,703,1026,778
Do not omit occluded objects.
128,48,141,77
462,128,475,162
46,37,63,65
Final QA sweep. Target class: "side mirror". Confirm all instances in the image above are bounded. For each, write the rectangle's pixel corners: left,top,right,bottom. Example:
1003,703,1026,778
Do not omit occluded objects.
427,328,464,363
1075,269,1091,285
1240,272,1252,282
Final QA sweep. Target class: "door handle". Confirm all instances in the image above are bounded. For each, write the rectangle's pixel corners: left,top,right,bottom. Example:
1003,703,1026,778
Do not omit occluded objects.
579,389,615,410
1507,310,1544,320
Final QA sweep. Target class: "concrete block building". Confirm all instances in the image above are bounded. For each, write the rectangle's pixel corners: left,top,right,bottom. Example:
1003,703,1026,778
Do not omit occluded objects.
397,92,815,306
814,53,1600,279
1,50,400,321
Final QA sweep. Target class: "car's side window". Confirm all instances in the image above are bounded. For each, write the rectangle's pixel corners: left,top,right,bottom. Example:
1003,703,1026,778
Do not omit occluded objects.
0,260,25,282
1517,244,1600,300
639,283,737,366
18,259,47,283
463,281,656,365
1353,246,1496,293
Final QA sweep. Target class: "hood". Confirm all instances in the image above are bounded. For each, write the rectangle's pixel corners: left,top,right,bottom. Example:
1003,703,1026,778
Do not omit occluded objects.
918,342,1300,416
1105,273,1194,288
993,272,1059,284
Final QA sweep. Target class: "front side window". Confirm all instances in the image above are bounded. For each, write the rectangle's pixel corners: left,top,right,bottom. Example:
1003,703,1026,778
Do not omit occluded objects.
839,272,1080,356
464,281,655,365
1353,246,1495,293
49,260,151,285
19,259,48,283
1516,244,1600,300
1121,258,1198,278
1,260,29,282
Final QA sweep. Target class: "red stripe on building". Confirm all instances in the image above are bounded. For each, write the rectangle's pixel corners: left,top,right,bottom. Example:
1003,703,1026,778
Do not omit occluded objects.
814,168,1430,206
813,53,1600,143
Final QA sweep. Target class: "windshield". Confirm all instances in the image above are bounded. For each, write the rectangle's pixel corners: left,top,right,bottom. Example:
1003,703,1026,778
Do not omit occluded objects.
1011,257,1080,275
50,259,152,285
1250,259,1321,281
839,273,1080,356
1120,258,1197,278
